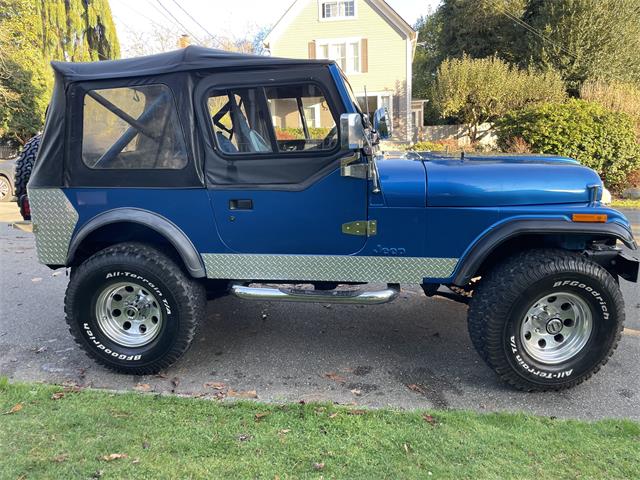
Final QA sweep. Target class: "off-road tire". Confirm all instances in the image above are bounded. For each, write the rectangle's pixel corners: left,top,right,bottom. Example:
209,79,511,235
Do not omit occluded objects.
468,249,624,391
65,242,206,375
14,134,41,200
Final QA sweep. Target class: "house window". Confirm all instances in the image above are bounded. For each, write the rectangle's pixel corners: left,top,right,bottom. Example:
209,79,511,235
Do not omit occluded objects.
320,1,355,20
317,39,361,73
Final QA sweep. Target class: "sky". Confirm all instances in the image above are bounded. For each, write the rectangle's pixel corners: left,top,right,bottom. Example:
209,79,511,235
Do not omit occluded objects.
110,0,441,56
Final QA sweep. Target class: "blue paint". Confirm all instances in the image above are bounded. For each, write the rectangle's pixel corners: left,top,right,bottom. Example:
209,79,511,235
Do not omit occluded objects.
208,169,368,255
376,157,426,207
424,157,601,207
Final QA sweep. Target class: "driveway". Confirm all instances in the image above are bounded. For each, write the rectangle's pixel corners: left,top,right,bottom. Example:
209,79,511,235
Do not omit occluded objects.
1,203,638,420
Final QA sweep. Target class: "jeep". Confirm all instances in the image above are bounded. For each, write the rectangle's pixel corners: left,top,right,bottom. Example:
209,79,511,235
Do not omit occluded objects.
28,46,638,391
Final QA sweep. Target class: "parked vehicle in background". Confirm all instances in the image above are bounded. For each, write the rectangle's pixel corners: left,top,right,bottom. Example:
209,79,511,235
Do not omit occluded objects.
0,157,17,202
27,47,638,391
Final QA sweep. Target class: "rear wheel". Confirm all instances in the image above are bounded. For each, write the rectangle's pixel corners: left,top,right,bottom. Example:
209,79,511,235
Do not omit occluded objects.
468,249,624,391
0,175,12,202
65,242,206,375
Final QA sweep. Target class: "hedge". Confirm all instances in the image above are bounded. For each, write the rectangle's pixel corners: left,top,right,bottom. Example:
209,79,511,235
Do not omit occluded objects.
496,99,640,191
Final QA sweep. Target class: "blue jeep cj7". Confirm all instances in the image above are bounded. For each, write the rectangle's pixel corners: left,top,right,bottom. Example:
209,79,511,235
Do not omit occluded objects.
27,46,638,391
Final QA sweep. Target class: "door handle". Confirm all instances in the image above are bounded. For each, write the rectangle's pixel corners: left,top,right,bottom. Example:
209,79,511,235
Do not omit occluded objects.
229,199,253,210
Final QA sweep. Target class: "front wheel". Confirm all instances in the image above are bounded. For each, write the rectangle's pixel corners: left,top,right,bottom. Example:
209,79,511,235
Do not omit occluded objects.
65,242,206,375
468,249,625,391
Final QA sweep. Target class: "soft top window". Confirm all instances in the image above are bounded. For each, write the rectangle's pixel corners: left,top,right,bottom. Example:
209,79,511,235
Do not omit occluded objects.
207,82,338,156
81,84,187,170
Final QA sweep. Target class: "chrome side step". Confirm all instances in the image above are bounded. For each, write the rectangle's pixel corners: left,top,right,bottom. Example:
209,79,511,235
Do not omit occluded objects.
230,284,400,305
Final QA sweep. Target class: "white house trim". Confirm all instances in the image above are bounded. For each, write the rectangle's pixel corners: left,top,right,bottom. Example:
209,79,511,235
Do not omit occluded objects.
264,0,307,51
317,0,358,22
315,36,363,74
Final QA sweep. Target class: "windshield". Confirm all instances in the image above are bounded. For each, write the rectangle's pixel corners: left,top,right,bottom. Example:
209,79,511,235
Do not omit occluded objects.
340,72,362,114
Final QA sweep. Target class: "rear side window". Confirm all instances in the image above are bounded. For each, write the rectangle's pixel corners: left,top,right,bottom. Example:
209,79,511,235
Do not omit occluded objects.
82,84,187,169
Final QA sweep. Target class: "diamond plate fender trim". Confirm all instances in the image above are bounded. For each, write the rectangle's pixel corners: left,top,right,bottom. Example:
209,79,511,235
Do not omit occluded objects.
201,254,458,283
29,188,79,265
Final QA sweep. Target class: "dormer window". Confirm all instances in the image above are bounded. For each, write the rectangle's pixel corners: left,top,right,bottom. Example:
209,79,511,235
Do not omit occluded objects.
320,1,355,20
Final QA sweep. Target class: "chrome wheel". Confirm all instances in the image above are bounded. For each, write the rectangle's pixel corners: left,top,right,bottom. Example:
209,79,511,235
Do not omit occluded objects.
0,177,10,200
519,291,593,364
95,282,163,347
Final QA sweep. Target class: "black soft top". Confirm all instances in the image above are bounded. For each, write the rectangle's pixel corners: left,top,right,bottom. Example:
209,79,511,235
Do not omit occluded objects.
51,45,333,82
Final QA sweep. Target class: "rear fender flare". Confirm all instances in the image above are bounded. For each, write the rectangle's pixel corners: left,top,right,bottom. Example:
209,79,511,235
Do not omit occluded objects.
67,208,206,278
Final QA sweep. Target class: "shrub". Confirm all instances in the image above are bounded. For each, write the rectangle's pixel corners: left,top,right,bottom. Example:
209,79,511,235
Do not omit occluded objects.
496,99,640,192
580,79,640,137
408,141,448,152
430,55,566,143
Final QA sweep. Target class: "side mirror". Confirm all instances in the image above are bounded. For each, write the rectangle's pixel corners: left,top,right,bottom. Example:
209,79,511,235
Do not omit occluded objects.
373,107,391,140
340,113,366,150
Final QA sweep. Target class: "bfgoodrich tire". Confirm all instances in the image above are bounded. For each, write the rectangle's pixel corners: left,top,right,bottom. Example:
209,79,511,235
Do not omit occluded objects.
468,249,625,391
65,243,206,375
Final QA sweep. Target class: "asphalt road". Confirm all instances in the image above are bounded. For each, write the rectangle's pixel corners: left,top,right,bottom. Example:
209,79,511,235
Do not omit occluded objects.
1,203,638,420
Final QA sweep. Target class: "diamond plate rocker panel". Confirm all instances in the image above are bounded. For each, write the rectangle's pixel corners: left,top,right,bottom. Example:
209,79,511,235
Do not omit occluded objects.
29,188,79,265
202,254,458,283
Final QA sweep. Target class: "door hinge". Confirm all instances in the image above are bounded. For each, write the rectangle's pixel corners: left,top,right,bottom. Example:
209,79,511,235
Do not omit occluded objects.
342,220,377,236
341,153,368,180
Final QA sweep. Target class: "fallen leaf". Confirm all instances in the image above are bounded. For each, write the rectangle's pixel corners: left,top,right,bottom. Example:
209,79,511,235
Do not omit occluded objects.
52,454,69,463
134,383,151,392
422,414,437,426
313,462,325,471
132,458,141,464
350,389,362,396
278,429,291,435
3,403,22,415
328,412,339,419
203,382,226,390
406,383,428,395
254,412,269,422
170,377,180,393
404,443,410,454
102,453,128,461
51,392,65,400
227,389,257,399
347,409,366,416
323,372,346,384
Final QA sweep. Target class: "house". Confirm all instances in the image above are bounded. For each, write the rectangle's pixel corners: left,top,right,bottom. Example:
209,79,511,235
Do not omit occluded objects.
264,0,421,142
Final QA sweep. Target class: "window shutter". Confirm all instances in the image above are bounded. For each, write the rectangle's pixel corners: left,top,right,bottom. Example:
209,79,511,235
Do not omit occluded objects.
308,41,316,59
361,38,368,73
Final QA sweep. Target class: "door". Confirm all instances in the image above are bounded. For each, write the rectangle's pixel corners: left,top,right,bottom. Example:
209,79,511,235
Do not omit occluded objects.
200,70,368,255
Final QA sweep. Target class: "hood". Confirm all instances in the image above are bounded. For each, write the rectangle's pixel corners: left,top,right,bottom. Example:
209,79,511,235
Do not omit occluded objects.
377,152,602,207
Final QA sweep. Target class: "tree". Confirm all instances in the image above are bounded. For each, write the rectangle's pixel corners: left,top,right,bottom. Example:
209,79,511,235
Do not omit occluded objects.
0,0,120,144
520,0,640,93
437,0,526,63
430,55,566,142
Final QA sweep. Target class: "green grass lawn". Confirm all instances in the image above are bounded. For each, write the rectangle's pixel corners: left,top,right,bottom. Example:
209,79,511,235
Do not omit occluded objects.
1,381,639,479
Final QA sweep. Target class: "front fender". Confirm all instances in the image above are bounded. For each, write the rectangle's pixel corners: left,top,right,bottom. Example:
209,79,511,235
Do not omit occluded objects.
67,208,206,278
452,218,637,286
